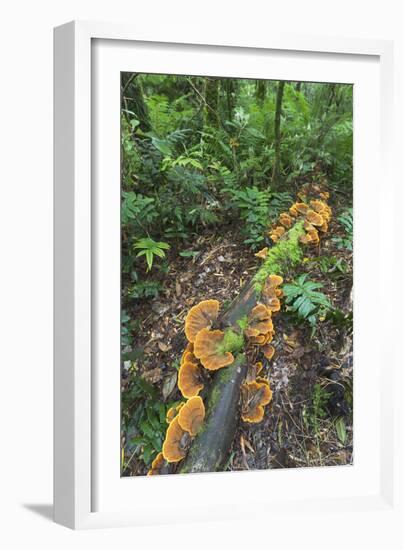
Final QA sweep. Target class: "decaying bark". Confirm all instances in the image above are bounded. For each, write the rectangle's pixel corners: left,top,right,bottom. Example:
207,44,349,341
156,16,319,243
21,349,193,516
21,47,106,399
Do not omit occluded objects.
178,282,261,473
179,354,247,473
176,212,311,474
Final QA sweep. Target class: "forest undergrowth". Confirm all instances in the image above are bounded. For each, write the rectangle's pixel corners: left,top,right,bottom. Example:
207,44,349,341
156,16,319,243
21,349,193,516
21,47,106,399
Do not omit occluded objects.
120,75,353,475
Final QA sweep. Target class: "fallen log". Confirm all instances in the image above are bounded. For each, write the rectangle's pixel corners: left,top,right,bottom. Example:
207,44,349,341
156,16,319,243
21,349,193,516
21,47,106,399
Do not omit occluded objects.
178,223,305,473
179,354,247,473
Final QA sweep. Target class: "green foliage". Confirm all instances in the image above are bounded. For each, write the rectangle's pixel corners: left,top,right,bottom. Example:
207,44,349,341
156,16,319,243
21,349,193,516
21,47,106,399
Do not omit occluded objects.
253,221,305,290
128,280,162,300
225,186,270,248
225,186,294,249
121,309,133,347
326,308,353,334
121,75,352,271
303,383,330,436
283,273,331,328
122,375,170,467
179,249,201,260
133,237,170,271
314,255,349,276
120,74,354,475
333,208,353,250
335,417,347,444
122,191,158,228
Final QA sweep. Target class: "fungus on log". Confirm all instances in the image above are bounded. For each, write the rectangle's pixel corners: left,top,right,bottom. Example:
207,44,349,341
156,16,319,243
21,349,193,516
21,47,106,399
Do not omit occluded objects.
178,354,247,473
177,396,205,436
261,343,275,360
306,209,324,227
166,402,185,424
194,328,235,370
147,452,173,476
254,247,269,259
162,415,191,463
279,213,293,228
178,221,305,473
269,225,286,242
184,299,220,343
178,359,204,398
294,202,309,215
241,379,273,423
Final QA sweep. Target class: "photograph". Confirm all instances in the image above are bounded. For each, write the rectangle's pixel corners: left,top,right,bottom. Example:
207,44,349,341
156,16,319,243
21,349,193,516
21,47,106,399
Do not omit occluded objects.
120,72,353,477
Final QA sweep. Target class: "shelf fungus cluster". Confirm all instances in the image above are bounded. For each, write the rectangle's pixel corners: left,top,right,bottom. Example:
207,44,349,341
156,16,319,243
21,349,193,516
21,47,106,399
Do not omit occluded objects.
266,183,332,247
292,198,332,246
241,375,273,423
159,396,206,466
249,279,283,357
149,298,244,474
239,275,282,423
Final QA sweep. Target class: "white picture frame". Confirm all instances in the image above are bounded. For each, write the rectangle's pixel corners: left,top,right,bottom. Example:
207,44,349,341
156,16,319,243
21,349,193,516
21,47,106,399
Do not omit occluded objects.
54,21,399,531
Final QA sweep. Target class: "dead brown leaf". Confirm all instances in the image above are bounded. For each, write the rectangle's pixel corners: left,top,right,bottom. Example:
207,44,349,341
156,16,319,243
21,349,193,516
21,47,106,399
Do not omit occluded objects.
157,341,171,352
142,367,162,384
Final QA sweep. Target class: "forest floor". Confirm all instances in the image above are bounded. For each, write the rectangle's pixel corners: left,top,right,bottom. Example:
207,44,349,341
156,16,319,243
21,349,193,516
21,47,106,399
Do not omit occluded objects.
122,195,353,476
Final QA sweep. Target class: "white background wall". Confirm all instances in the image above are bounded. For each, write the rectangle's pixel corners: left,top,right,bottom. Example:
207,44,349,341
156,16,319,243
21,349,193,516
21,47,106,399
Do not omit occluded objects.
0,1,401,548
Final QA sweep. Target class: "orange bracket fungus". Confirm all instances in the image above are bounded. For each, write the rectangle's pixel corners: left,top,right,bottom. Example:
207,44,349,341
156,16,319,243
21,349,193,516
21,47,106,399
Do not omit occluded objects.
294,202,309,215
177,396,206,436
289,204,299,217
305,209,324,227
261,343,275,360
267,274,283,288
178,359,205,399
241,379,273,423
309,199,326,213
246,361,265,383
245,304,274,342
194,327,235,370
299,233,313,245
166,402,185,424
255,361,263,376
269,225,286,242
254,247,269,260
184,299,220,343
147,452,167,476
162,415,191,463
279,213,293,228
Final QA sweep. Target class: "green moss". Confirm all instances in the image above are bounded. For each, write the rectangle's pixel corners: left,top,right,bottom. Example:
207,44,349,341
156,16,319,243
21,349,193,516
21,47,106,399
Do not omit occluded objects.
253,221,305,292
236,315,249,331
208,384,223,410
217,328,244,354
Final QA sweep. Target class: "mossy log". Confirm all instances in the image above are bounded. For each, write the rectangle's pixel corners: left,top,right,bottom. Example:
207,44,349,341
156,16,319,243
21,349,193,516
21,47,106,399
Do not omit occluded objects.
179,354,247,473
179,283,260,473
178,223,305,474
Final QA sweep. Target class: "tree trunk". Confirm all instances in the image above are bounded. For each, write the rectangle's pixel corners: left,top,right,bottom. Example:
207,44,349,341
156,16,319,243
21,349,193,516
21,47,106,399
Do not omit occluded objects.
271,80,286,187
121,73,152,133
203,77,220,127
255,80,266,104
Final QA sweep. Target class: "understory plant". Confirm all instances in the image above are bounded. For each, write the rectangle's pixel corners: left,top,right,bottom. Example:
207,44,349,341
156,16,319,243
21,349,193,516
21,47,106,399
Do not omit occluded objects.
283,273,331,329
333,208,353,250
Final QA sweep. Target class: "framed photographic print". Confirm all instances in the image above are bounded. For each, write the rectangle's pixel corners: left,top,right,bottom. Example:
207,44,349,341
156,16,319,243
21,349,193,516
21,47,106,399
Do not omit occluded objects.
54,21,399,532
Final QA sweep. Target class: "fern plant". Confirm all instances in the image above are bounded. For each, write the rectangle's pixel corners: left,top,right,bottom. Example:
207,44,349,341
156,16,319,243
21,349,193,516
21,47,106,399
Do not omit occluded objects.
333,208,353,250
226,186,270,248
283,274,331,328
121,192,157,228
